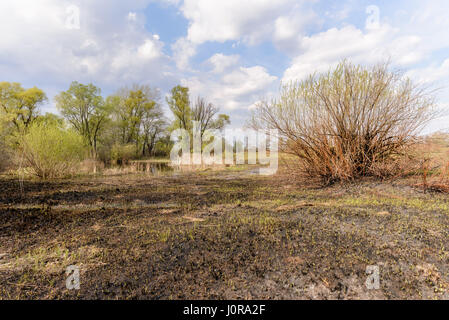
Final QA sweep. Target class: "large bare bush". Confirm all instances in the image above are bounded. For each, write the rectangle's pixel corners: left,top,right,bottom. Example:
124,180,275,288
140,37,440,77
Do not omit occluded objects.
251,61,435,183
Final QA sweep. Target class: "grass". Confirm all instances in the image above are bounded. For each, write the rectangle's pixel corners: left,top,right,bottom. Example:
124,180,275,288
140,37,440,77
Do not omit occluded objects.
0,163,448,299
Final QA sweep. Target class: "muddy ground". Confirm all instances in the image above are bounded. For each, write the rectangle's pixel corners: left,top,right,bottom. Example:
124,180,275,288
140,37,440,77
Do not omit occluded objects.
0,168,448,299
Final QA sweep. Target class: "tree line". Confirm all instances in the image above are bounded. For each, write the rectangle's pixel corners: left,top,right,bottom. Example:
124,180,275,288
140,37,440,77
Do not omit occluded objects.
0,81,230,176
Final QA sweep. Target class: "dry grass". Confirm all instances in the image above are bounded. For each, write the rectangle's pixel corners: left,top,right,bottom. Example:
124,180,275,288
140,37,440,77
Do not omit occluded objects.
411,133,449,193
0,167,448,299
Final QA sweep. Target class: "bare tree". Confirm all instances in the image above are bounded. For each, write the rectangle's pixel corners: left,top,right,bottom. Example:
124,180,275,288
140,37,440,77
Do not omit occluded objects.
192,97,219,137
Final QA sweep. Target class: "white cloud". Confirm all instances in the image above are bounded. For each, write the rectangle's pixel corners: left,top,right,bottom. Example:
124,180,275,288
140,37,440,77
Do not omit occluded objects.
207,54,240,74
171,37,197,71
182,65,277,112
406,59,449,85
222,66,277,98
282,24,425,83
406,0,449,51
180,0,312,46
127,12,137,21
0,0,172,90
138,39,163,60
273,7,317,55
1,0,448,133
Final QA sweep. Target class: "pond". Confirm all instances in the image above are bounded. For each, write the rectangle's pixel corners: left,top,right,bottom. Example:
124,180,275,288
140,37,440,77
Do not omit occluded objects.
132,161,175,175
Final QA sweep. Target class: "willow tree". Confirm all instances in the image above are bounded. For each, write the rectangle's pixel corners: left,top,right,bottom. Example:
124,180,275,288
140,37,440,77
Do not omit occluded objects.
55,81,110,158
167,85,191,132
107,85,161,156
0,81,47,139
250,61,435,183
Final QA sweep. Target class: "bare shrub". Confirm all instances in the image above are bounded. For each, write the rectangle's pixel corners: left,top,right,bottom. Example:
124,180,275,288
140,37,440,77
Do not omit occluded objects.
250,61,436,183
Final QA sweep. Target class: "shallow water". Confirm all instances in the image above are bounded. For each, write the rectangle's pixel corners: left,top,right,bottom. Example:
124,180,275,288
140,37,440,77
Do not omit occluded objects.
134,161,174,175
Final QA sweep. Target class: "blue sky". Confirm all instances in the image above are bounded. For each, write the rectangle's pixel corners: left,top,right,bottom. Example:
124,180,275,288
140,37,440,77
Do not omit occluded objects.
1,0,448,131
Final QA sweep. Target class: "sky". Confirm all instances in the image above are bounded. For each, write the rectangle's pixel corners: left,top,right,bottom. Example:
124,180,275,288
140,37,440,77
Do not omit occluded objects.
1,0,449,131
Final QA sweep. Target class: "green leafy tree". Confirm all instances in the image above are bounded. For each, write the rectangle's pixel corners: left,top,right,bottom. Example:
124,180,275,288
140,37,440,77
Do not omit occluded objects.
211,114,230,132
167,85,192,131
0,82,47,140
34,113,65,127
55,81,110,158
108,85,160,156
167,86,230,145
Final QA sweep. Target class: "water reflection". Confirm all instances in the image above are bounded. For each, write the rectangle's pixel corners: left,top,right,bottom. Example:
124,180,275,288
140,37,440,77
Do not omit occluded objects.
133,161,174,175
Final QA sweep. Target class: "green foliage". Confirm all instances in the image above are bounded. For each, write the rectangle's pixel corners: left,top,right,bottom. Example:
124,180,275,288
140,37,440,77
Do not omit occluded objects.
34,113,65,127
0,119,12,172
167,87,231,151
0,80,201,173
212,114,230,131
110,143,137,165
110,85,158,144
153,135,174,157
55,81,111,158
0,81,47,143
167,85,192,131
105,85,165,158
19,122,86,179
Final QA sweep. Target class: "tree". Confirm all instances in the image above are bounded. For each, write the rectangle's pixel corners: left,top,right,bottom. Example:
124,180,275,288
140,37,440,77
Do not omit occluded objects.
167,85,191,131
0,82,47,138
167,87,230,135
212,114,230,132
192,97,218,138
34,113,65,127
250,61,435,183
192,96,230,142
109,85,160,155
141,103,166,157
0,116,12,172
55,81,110,158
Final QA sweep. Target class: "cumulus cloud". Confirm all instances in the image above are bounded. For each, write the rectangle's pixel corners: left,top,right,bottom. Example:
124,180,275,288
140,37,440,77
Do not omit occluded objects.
282,24,425,83
0,0,173,90
171,37,197,71
1,0,448,133
182,65,277,112
171,0,315,76
207,54,240,74
180,0,313,47
406,59,449,85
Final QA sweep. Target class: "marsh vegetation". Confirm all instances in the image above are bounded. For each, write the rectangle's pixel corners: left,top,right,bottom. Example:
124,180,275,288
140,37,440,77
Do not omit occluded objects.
1,61,448,300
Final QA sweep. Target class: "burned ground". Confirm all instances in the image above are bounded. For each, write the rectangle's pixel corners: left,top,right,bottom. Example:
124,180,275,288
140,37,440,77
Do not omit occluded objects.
0,169,448,299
